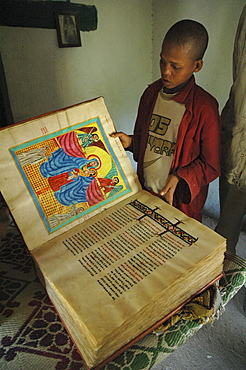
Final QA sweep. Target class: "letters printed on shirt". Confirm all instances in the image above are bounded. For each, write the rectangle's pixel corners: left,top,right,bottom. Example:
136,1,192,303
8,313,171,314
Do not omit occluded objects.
143,90,185,193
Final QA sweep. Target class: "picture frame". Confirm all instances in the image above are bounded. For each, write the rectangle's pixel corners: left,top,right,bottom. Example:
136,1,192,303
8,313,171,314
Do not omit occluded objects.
55,11,81,48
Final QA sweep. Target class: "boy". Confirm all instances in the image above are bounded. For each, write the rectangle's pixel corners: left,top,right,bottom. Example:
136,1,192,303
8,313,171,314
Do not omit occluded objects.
111,19,221,222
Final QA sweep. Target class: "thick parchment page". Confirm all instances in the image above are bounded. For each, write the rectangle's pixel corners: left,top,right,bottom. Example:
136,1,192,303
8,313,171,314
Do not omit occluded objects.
0,98,141,250
32,190,226,367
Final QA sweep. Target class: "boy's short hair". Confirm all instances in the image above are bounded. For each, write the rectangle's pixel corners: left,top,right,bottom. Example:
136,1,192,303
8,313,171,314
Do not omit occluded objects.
163,19,209,60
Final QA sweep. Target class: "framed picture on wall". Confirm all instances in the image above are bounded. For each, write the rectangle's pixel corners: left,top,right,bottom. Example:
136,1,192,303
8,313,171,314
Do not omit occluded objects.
55,11,81,48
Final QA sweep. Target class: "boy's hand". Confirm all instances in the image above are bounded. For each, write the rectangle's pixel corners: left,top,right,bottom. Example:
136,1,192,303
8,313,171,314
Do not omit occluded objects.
159,174,179,206
110,132,132,149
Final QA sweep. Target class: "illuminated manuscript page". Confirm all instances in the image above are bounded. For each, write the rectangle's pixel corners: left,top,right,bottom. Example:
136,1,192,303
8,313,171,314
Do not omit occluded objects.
0,97,140,250
32,190,226,368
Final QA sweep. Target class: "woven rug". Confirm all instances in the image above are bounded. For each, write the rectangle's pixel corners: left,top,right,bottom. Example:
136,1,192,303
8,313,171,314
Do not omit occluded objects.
1,194,246,370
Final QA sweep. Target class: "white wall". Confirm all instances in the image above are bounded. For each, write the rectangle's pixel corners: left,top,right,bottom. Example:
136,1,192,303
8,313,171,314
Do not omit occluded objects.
1,0,246,220
152,0,246,220
0,0,152,137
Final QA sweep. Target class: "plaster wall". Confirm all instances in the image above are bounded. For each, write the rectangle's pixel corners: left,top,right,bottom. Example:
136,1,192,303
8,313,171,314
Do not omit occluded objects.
0,0,152,136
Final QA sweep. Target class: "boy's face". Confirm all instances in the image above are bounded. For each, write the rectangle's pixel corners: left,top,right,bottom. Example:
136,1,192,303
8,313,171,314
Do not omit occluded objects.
160,41,203,91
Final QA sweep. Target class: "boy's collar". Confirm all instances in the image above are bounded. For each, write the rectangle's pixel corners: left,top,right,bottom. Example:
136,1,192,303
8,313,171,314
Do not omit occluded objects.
163,76,192,94
172,75,195,111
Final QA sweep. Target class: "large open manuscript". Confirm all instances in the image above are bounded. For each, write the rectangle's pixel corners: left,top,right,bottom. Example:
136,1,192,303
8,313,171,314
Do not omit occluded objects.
0,98,226,369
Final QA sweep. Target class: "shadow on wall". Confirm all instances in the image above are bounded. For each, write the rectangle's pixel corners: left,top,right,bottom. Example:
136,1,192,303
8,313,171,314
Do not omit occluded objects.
202,178,246,231
0,53,14,127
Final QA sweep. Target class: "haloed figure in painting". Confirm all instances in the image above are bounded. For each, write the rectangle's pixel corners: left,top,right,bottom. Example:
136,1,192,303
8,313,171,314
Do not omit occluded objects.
40,147,99,206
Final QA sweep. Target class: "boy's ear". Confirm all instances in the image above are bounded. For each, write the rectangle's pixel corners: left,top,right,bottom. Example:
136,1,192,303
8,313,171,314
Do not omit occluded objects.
194,59,203,72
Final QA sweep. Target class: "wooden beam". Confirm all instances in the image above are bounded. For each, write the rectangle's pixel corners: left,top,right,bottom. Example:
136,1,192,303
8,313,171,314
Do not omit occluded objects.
0,1,97,31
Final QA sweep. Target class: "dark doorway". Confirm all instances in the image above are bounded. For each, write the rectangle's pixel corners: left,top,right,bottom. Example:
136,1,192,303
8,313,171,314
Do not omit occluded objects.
0,53,14,127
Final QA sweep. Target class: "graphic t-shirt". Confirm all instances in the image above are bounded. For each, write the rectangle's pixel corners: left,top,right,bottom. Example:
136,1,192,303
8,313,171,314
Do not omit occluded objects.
143,89,185,193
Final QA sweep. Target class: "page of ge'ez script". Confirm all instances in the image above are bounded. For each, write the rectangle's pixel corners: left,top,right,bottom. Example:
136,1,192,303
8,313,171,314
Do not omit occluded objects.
32,189,226,366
